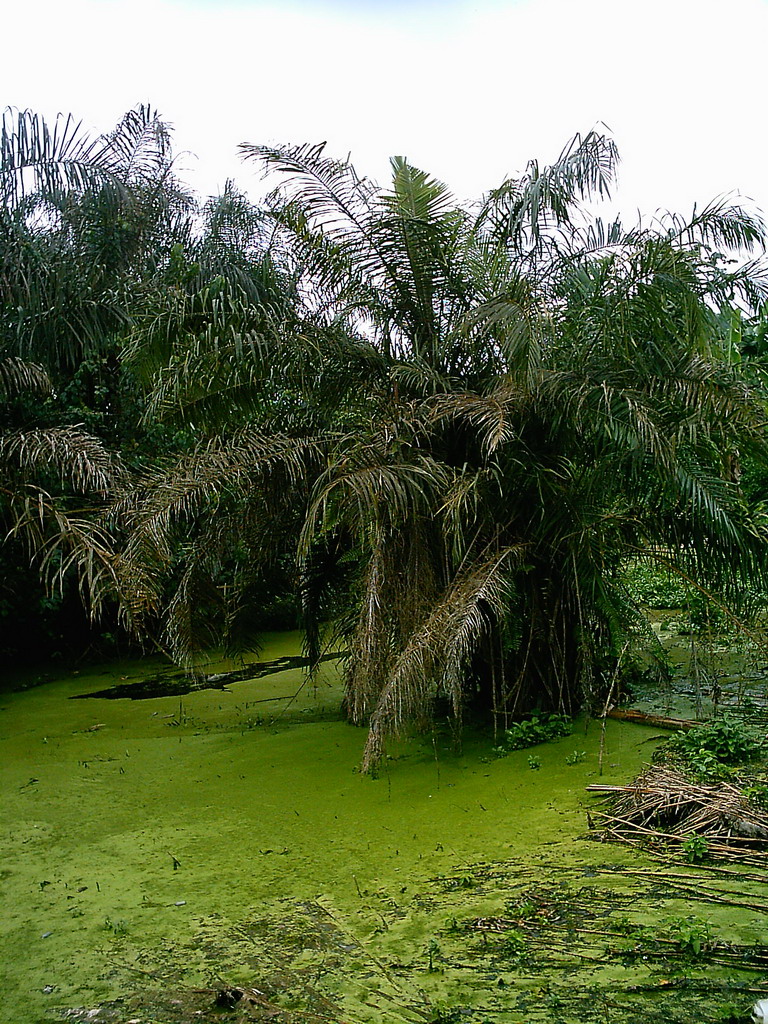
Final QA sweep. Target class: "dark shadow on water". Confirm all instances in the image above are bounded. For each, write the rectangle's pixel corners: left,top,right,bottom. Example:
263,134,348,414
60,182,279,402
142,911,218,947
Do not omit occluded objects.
69,652,343,700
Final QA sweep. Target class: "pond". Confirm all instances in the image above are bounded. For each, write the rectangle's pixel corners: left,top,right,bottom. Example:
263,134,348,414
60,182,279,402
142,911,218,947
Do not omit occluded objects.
1,632,765,1023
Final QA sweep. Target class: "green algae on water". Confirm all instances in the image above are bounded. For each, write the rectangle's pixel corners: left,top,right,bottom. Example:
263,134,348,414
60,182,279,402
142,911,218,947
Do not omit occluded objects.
1,634,765,1023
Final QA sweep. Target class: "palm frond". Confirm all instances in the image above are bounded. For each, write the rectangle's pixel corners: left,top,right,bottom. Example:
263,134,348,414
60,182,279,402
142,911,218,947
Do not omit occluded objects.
0,108,122,205
0,426,123,494
476,129,619,245
660,195,766,254
300,447,449,557
361,544,523,770
0,356,51,402
242,141,378,241
6,489,120,620
102,104,173,184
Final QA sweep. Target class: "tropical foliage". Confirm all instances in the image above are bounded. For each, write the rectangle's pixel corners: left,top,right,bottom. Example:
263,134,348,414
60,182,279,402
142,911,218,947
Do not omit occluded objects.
0,105,312,659
112,130,768,768
0,108,147,654
4,105,768,770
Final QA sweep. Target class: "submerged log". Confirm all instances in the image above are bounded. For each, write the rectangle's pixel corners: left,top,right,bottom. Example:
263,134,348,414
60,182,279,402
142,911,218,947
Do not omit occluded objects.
71,652,343,700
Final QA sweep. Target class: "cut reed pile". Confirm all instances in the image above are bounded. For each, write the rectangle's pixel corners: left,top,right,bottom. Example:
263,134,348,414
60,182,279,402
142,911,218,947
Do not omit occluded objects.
587,765,768,865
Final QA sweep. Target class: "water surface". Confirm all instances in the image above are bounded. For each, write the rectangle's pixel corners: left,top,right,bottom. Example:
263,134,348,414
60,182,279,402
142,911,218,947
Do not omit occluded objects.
1,634,764,1022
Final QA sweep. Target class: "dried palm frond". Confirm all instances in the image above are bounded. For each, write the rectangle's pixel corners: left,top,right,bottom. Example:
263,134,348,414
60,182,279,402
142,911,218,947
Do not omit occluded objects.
0,425,124,494
361,544,524,770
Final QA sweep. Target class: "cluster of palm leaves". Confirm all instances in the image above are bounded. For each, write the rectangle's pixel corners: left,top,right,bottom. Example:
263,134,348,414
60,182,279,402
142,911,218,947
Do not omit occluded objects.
0,106,293,642
233,135,768,769
4,106,768,768
0,107,145,619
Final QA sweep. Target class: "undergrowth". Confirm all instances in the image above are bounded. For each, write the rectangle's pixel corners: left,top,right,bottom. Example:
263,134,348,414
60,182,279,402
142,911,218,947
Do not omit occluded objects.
492,712,573,756
667,719,764,779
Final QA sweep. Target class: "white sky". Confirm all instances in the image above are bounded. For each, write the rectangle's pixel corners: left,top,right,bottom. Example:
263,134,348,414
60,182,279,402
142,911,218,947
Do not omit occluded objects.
4,0,768,223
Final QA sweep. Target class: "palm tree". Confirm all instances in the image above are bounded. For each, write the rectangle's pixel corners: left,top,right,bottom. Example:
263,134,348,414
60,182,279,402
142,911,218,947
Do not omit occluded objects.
0,105,194,370
113,183,365,663
112,131,768,768
0,353,123,624
242,136,768,768
0,106,186,637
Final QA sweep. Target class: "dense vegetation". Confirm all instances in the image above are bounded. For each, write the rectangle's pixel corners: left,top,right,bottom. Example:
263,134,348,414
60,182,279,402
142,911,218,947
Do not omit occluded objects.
2,105,768,766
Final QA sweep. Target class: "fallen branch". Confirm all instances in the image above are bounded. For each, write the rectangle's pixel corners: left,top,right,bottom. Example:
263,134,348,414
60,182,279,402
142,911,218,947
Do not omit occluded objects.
606,709,699,730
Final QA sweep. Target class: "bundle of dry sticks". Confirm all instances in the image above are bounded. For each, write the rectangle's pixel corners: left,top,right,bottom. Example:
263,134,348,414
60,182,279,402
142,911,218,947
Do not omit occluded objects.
587,765,768,864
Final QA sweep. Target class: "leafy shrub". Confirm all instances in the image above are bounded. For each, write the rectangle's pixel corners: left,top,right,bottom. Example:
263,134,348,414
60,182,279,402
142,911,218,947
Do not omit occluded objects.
742,783,768,809
684,593,725,632
670,719,764,768
503,712,572,751
622,562,690,609
678,748,731,782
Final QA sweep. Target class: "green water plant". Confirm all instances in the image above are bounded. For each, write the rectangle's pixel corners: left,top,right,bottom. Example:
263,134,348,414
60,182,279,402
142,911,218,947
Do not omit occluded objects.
682,833,709,864
426,937,441,972
504,713,573,751
427,1006,463,1024
670,719,764,771
428,1003,462,1019
665,916,713,957
103,916,128,936
682,592,726,634
622,562,690,609
499,927,530,964
610,916,653,944
565,749,586,765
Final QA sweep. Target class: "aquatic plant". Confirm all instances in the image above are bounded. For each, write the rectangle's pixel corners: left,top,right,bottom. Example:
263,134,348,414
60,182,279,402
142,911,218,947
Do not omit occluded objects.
565,749,586,765
682,833,709,864
665,916,713,957
504,713,573,751
622,561,690,609
670,719,764,768
103,916,129,936
426,937,441,972
498,927,529,964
